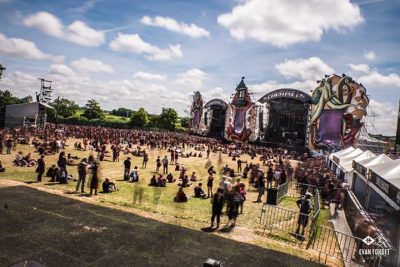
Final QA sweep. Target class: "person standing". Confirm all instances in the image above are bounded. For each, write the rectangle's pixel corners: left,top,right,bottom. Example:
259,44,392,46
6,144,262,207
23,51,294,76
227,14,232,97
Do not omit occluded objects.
226,187,242,227
6,138,12,154
207,174,214,198
89,161,100,196
170,150,175,165
162,156,168,174
76,158,87,193
36,155,45,182
156,156,161,173
295,192,312,239
57,151,68,184
142,151,148,168
211,188,224,228
256,171,265,203
123,157,131,181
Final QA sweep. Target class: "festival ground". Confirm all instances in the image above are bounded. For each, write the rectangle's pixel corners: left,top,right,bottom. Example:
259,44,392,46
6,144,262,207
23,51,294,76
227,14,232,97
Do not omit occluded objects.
0,140,336,266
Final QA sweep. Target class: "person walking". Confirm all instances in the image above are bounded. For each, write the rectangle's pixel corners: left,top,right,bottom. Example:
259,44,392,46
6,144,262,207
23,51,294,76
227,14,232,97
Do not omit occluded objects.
36,155,45,182
76,158,87,193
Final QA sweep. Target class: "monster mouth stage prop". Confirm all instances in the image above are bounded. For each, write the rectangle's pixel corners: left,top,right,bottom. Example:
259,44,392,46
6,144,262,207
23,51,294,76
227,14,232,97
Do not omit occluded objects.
309,74,369,149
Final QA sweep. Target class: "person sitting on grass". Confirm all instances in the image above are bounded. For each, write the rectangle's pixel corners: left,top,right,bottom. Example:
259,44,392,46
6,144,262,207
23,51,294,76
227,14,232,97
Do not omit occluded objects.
166,173,175,183
194,183,207,199
0,160,5,172
129,166,139,182
190,172,198,182
102,178,117,193
174,187,189,202
223,165,230,174
179,174,190,187
149,175,157,186
157,174,166,187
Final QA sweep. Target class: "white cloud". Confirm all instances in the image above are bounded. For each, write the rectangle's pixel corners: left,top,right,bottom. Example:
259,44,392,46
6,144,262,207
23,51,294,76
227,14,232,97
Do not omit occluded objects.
70,57,114,74
276,57,334,81
367,99,398,136
176,68,207,88
348,63,370,73
109,33,182,61
249,79,317,98
217,0,363,47
23,11,105,47
201,87,229,102
50,64,75,77
140,16,210,38
133,71,166,81
358,71,400,87
364,50,376,61
0,32,63,62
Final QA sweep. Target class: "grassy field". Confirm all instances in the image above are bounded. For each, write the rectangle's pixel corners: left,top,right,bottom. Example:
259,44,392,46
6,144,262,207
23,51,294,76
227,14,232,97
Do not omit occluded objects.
0,139,335,264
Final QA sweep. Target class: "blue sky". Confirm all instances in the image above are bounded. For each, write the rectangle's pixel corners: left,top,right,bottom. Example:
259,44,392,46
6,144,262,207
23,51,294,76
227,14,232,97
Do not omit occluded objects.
0,0,399,135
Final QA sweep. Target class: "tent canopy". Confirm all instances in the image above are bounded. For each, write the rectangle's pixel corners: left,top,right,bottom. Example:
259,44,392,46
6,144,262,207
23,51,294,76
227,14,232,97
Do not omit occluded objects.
329,146,355,159
337,148,363,163
339,150,376,172
370,159,400,188
358,154,393,168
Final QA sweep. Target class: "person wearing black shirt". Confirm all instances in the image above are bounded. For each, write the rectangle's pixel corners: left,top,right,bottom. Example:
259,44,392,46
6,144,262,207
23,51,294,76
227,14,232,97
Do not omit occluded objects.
211,188,224,228
256,171,265,203
102,178,117,193
123,157,131,181
295,192,312,238
194,183,206,199
36,155,45,182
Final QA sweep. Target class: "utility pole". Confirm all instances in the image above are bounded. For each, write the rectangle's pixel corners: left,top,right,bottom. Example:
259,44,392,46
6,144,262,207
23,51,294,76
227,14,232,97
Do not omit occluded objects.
395,100,400,155
55,96,60,130
0,64,5,81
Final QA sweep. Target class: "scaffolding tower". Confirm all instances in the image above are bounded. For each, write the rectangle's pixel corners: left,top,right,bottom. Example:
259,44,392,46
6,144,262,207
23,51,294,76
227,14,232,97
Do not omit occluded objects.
35,78,53,129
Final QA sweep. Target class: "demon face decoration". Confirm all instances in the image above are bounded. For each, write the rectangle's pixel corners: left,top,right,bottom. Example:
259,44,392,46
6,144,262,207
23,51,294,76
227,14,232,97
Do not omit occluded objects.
310,74,369,148
190,91,203,131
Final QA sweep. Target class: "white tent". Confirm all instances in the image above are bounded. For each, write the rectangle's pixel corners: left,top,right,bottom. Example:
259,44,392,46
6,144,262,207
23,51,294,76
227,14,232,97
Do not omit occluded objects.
358,154,393,172
368,159,400,210
338,150,376,184
329,146,355,160
336,148,364,163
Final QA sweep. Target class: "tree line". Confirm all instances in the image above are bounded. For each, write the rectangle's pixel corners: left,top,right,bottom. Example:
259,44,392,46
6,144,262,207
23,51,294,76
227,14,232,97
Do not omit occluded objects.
0,90,189,131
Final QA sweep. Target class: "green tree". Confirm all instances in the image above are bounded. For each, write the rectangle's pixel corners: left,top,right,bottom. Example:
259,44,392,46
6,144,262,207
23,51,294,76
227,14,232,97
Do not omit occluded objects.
48,98,80,119
0,90,32,107
158,107,178,130
81,99,105,120
180,117,190,128
130,107,149,128
111,107,133,117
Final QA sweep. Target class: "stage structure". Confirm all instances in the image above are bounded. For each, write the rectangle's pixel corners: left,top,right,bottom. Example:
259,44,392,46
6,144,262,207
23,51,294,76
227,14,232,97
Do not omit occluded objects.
189,91,203,133
258,89,311,147
4,78,53,129
309,74,370,150
203,98,228,138
225,77,257,142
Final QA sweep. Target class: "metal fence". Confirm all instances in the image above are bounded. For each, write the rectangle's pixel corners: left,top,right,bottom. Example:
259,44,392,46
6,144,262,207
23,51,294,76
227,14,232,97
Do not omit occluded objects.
277,182,289,203
307,225,385,267
259,187,320,243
